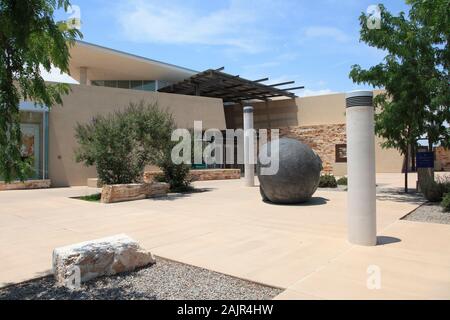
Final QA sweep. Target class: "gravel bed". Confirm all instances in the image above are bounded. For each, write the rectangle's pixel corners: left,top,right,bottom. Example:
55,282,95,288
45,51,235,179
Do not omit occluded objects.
403,202,450,225
0,257,281,300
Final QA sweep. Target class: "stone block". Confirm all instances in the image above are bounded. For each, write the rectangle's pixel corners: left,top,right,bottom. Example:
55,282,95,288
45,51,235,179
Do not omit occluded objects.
0,179,51,191
52,234,155,287
101,182,170,204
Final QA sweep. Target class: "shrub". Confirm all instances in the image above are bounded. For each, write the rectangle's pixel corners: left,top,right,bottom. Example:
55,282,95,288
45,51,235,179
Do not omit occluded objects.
421,175,450,203
437,175,450,194
75,101,175,185
155,156,192,193
422,181,444,202
319,174,338,188
337,176,348,186
442,193,450,212
78,193,101,202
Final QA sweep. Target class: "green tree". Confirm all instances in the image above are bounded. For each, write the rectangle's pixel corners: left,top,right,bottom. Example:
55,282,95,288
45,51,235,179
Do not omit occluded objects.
408,0,450,150
75,101,183,186
350,3,449,192
0,0,81,182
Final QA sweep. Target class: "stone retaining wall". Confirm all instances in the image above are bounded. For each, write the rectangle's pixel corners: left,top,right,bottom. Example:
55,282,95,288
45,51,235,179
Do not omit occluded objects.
280,124,347,173
101,182,170,204
0,179,51,191
436,147,450,171
144,169,241,183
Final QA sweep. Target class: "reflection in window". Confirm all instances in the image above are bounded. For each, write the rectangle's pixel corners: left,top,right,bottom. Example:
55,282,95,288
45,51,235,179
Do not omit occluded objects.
117,81,130,89
142,81,156,92
91,80,157,92
130,80,143,90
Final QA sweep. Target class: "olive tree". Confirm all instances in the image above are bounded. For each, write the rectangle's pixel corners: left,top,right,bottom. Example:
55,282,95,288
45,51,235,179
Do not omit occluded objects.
75,101,178,185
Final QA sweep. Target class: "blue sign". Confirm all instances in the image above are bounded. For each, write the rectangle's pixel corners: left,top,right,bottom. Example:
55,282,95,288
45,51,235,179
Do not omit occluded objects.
416,152,434,168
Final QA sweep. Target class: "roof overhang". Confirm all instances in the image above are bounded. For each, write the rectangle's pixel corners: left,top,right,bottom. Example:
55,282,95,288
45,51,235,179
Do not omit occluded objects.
158,68,303,103
68,41,197,82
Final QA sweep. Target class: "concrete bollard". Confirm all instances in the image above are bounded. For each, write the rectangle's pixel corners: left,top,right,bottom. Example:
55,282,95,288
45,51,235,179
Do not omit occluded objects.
346,91,377,246
243,106,255,187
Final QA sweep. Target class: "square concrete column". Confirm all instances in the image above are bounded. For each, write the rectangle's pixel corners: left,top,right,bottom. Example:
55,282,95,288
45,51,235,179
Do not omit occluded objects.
79,67,89,85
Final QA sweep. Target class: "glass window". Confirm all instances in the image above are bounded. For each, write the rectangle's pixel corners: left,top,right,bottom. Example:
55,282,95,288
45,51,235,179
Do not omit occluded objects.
130,80,143,90
91,80,104,86
104,80,117,88
117,81,130,89
141,81,156,92
91,80,158,91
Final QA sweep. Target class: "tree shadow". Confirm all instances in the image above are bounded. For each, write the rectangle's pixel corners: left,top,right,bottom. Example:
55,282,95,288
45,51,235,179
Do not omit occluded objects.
263,197,330,207
149,188,215,202
0,274,157,300
376,188,425,204
377,236,402,246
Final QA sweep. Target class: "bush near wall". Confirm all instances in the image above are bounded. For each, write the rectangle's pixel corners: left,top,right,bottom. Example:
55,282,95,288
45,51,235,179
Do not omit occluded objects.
421,175,450,203
442,193,450,212
337,177,348,186
319,174,338,188
74,101,188,187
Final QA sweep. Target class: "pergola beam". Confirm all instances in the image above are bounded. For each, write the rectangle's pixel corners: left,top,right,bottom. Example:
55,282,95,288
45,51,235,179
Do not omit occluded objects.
158,69,300,101
253,77,269,83
282,86,305,91
269,81,295,87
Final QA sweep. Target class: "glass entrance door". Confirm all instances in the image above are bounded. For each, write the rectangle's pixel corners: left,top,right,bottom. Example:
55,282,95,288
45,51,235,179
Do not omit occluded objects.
20,123,41,179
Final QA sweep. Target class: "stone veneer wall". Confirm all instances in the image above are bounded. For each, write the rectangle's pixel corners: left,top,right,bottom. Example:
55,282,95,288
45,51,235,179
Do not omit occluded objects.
144,169,241,183
0,179,51,191
280,124,347,173
436,147,450,171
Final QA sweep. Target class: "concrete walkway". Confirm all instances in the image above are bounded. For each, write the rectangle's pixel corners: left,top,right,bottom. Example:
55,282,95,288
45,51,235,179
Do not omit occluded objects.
1,174,449,299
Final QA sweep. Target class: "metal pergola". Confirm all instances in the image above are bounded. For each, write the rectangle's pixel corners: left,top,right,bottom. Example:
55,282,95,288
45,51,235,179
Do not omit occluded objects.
158,67,304,103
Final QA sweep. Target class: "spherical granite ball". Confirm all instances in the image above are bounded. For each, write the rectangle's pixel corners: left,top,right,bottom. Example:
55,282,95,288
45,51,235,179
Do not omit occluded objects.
258,138,322,204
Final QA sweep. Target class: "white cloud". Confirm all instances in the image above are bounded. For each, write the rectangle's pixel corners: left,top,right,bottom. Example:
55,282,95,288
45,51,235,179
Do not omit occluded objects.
115,0,293,53
299,89,335,97
303,26,352,43
243,54,299,71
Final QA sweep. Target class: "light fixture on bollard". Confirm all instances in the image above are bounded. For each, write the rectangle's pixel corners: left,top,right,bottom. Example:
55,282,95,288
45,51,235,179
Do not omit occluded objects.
346,91,377,246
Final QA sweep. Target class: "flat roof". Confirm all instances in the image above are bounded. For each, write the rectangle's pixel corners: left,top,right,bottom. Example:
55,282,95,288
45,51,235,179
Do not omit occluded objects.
68,41,197,82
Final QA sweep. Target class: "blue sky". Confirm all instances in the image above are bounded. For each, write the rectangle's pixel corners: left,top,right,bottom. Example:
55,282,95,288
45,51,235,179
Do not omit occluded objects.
52,0,410,96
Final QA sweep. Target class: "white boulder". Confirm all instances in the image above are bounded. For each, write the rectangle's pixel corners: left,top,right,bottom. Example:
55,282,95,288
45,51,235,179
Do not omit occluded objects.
52,234,155,288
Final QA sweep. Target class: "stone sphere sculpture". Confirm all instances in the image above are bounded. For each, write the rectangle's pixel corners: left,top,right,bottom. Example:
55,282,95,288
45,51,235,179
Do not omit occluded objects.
258,138,322,204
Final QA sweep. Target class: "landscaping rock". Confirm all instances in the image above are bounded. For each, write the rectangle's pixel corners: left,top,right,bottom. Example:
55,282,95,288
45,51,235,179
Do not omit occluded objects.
0,179,51,191
258,138,322,204
143,182,171,198
144,169,241,183
52,234,155,288
3,257,281,300
101,182,169,203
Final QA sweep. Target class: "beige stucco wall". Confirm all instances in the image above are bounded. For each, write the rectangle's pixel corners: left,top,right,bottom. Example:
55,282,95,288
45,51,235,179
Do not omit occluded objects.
224,92,404,174
48,85,225,187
